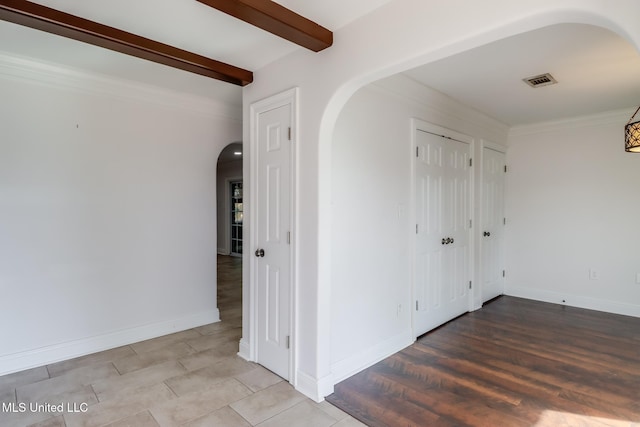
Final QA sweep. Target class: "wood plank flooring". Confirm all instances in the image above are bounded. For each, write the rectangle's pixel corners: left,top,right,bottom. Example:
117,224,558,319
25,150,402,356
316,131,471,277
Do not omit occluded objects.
327,296,640,427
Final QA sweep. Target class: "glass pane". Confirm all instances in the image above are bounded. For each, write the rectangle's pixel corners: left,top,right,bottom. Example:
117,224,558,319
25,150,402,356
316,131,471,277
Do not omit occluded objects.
230,181,243,254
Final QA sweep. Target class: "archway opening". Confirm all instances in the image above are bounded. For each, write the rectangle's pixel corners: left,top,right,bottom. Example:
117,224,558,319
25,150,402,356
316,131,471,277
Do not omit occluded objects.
216,142,243,328
327,21,640,386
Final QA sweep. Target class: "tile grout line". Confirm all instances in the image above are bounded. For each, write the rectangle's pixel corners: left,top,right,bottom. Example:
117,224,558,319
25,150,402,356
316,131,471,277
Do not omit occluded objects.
229,404,256,427
129,343,142,357
45,364,53,380
147,409,162,427
162,378,180,399
110,360,125,376
183,341,199,353
176,359,189,373
89,383,100,404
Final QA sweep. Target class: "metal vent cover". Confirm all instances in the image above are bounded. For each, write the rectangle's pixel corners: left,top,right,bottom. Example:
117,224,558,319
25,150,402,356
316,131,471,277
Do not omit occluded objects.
523,73,557,88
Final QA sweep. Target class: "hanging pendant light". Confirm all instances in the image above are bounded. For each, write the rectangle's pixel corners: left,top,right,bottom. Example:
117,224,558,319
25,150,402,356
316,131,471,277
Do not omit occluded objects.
625,106,640,152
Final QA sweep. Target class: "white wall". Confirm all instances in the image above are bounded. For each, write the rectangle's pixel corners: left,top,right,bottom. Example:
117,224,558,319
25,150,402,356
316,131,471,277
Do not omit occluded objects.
330,74,508,382
242,0,640,400
505,111,640,317
216,159,243,254
0,54,242,374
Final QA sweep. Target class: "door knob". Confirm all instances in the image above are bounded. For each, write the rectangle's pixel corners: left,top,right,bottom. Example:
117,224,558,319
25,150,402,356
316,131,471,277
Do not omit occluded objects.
483,231,491,237
442,238,446,245
255,248,265,257
450,238,454,244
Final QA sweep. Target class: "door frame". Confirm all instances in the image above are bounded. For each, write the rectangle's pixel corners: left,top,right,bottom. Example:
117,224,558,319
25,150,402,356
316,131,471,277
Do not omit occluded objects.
244,87,298,384
479,139,506,303
410,118,475,339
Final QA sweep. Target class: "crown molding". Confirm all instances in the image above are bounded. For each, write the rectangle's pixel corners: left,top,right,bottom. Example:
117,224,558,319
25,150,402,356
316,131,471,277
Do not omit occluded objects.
0,51,242,122
509,108,633,137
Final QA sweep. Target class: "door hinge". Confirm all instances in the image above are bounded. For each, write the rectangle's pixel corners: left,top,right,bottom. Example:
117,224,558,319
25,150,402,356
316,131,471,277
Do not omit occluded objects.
469,219,472,228
416,146,419,157
504,165,507,173
286,335,290,349
503,217,506,225
288,127,292,141
416,300,419,311
416,224,418,234
469,281,472,289
502,270,506,278
287,231,291,244
469,158,473,167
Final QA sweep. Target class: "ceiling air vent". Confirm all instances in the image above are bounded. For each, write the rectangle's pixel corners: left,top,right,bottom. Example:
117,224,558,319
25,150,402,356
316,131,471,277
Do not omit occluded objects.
523,73,557,88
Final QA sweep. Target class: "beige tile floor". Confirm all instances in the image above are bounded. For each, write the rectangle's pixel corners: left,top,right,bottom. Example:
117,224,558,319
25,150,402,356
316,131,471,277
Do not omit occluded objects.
0,256,365,427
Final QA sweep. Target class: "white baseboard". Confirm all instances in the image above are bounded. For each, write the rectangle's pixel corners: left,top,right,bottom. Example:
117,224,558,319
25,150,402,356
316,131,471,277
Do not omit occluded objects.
330,330,414,387
316,373,335,401
0,309,220,376
237,338,251,362
505,286,640,318
295,370,334,403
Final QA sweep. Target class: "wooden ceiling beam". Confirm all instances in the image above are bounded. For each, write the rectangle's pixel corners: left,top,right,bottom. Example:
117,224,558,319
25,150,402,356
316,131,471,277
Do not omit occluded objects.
197,0,332,52
0,0,253,86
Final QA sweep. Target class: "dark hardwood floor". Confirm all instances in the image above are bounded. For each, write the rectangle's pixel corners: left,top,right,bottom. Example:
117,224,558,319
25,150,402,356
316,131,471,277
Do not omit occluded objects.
327,296,640,427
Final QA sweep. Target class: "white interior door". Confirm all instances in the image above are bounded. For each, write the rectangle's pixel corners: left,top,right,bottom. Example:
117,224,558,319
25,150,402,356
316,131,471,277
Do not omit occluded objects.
255,102,292,379
415,129,471,336
481,147,505,302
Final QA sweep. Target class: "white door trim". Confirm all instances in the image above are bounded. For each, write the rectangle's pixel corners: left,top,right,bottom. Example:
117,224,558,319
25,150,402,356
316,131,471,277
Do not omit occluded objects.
479,139,507,303
481,139,506,155
245,87,298,384
410,118,475,339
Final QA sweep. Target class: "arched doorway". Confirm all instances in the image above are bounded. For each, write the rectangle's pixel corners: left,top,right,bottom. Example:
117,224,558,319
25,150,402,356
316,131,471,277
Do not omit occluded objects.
216,142,243,327
324,22,640,395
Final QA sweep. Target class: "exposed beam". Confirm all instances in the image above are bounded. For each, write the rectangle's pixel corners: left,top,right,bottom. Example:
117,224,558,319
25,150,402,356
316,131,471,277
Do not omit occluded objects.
0,0,253,86
197,0,332,52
